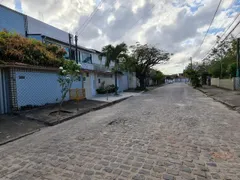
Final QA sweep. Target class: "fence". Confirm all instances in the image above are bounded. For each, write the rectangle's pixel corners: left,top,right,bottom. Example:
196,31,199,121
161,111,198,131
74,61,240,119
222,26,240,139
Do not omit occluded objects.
69,89,86,101
211,78,236,90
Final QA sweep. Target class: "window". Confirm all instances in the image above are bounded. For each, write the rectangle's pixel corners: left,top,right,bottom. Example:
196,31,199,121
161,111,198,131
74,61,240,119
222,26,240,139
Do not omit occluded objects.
82,52,92,64
64,47,70,59
98,79,101,83
86,73,89,77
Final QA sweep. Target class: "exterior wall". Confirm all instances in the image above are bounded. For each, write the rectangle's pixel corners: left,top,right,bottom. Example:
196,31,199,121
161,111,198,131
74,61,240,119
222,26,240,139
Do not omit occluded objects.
96,74,114,89
128,72,137,89
14,70,82,108
84,73,95,99
0,5,26,36
27,16,69,44
211,78,220,87
219,79,235,90
118,73,129,92
211,78,235,90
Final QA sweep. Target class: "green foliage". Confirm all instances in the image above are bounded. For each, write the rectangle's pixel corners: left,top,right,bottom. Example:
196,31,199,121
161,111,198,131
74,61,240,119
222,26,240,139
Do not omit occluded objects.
205,38,237,78
184,67,201,87
0,30,66,67
123,43,170,88
100,43,128,94
58,60,81,110
149,69,165,85
96,82,118,94
227,62,237,78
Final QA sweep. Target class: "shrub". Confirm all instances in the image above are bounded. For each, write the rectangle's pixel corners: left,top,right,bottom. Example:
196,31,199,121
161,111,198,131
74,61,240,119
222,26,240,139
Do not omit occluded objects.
0,30,66,67
96,84,118,94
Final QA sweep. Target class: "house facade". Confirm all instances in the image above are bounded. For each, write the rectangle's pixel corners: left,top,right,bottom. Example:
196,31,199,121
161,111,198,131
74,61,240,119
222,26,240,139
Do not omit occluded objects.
0,4,137,114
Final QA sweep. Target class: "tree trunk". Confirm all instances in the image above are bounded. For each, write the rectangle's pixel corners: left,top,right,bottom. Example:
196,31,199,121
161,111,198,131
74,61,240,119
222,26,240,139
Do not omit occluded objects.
139,77,145,90
114,71,118,95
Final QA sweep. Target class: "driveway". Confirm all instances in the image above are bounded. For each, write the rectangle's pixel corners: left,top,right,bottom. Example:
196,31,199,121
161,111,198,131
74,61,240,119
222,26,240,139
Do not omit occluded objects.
0,83,240,180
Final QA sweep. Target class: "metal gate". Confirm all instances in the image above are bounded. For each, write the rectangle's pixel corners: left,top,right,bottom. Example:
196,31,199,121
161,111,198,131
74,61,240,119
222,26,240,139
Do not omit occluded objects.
0,69,9,114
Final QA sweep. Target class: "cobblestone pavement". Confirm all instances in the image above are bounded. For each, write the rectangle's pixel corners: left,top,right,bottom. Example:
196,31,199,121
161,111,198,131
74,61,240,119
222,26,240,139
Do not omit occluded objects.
1,83,240,180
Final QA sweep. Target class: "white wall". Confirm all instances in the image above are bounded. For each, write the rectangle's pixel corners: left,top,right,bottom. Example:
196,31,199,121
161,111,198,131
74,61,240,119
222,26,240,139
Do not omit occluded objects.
27,16,69,44
15,71,82,108
211,78,235,90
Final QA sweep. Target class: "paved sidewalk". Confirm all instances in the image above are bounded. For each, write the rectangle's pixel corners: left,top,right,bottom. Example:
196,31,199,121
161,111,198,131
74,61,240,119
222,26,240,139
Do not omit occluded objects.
0,115,45,145
198,86,240,112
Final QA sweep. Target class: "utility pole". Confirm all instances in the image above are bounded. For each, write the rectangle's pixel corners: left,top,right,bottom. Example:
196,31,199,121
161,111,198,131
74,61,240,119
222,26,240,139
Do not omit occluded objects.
75,35,78,63
237,38,240,77
68,33,73,60
190,57,193,70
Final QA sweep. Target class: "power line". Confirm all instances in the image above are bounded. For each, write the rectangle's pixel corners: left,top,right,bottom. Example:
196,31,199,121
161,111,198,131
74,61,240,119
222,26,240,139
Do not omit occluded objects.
193,0,223,57
76,0,105,36
202,12,240,60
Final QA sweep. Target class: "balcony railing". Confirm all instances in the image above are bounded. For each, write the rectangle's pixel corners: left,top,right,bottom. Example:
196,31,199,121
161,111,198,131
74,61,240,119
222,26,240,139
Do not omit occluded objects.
93,64,112,73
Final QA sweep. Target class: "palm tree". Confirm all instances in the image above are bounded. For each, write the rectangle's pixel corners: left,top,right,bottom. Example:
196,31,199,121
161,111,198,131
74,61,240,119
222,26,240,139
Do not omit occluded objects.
100,43,128,95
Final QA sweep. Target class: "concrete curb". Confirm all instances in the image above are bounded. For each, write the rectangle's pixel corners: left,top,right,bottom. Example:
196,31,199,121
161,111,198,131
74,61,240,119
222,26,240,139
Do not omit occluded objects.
197,88,236,109
0,129,40,146
27,96,133,126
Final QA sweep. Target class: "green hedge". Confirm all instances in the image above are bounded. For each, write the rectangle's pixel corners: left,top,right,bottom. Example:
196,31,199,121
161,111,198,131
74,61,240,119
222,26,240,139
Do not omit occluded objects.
0,31,66,67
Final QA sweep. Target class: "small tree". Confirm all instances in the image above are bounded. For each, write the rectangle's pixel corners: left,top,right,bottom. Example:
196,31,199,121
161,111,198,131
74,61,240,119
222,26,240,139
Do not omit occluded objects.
125,43,170,89
100,43,128,95
58,60,81,112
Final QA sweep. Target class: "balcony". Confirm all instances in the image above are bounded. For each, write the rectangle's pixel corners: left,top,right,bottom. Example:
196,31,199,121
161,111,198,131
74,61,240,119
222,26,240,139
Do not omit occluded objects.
81,63,94,70
93,64,112,73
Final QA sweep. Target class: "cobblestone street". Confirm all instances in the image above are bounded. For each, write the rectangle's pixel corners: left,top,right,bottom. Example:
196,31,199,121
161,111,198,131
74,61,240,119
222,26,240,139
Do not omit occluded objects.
1,83,240,180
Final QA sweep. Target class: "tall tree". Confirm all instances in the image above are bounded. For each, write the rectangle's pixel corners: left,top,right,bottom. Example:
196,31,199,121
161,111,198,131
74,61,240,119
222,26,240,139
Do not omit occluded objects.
125,43,170,89
100,43,128,95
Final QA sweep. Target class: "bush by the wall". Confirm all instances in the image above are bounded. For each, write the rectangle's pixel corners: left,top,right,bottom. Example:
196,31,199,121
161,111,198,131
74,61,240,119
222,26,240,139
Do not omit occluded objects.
0,31,66,67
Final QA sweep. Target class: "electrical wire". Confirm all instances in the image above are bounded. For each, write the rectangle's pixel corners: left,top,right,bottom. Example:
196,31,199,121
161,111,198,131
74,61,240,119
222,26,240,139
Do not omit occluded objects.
76,0,105,36
193,0,223,57
202,12,240,60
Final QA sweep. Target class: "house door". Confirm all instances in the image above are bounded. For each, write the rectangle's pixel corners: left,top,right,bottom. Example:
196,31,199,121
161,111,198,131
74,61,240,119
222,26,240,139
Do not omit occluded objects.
0,69,9,114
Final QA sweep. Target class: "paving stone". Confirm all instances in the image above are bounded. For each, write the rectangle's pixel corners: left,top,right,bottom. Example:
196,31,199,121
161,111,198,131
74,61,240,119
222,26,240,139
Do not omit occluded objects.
84,170,94,176
167,169,179,176
142,164,152,170
104,167,113,173
211,173,220,179
180,166,192,173
207,162,217,167
113,169,122,175
184,161,196,168
139,169,150,175
193,170,207,178
120,165,131,170
163,174,176,180
153,166,166,173
94,165,102,170
132,174,145,180
180,172,195,180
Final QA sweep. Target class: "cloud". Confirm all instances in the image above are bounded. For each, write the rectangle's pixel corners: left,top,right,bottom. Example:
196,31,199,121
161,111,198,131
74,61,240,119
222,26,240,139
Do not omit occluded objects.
1,0,239,75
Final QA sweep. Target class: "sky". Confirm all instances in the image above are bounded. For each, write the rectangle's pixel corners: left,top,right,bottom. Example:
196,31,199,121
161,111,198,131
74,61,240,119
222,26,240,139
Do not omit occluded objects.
1,0,240,75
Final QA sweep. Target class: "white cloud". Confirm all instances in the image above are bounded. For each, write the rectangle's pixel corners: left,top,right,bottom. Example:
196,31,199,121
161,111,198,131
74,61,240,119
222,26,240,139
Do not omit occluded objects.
1,0,239,75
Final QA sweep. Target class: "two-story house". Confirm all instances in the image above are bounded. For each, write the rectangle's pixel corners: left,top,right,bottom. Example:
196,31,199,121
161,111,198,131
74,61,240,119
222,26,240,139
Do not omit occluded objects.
0,4,137,114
